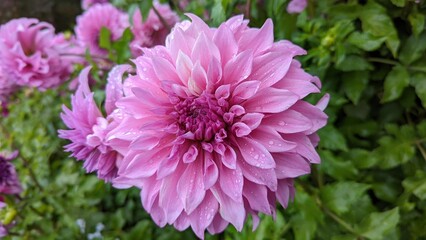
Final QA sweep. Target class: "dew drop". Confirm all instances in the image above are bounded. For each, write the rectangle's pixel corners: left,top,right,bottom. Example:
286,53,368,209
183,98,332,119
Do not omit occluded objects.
279,121,285,126
268,140,274,145
254,154,259,160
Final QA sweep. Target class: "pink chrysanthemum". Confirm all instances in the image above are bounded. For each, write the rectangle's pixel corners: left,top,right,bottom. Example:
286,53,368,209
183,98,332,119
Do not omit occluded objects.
0,151,22,195
81,0,109,10
130,2,180,56
0,18,73,90
286,0,308,14
75,3,129,56
59,65,131,181
106,15,328,238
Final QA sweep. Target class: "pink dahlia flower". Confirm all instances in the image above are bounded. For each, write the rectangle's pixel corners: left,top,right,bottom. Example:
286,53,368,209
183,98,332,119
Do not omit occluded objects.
0,151,22,195
287,0,308,14
75,3,129,56
59,65,132,182
130,2,180,56
82,0,109,10
0,66,19,103
107,14,328,238
0,18,73,90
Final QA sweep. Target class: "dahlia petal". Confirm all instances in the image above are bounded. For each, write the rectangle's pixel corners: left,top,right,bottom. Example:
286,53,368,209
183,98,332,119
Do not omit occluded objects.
174,213,191,231
141,176,162,212
251,52,292,90
203,153,219,189
150,197,168,227
213,23,238,66
189,61,208,95
237,137,275,169
177,160,206,214
189,191,218,239
119,151,163,178
152,56,180,83
211,186,245,231
243,180,271,214
273,152,311,178
285,133,321,163
276,179,294,208
243,88,299,113
232,122,252,137
223,50,253,85
219,164,243,202
207,57,222,87
105,64,131,115
217,143,237,169
167,27,192,61
159,169,185,223
232,80,261,102
191,32,220,70
291,101,328,134
316,93,330,111
249,126,297,152
175,51,193,85
238,157,278,191
273,61,320,98
240,113,264,130
215,84,231,100
207,213,229,235
263,109,312,134
238,19,273,54
183,145,199,163
130,134,160,151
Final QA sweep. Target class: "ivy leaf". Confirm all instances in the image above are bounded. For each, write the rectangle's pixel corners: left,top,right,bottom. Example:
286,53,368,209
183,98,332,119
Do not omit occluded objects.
318,125,348,151
402,171,426,200
355,208,400,240
348,31,386,51
319,150,359,180
291,191,324,240
390,0,406,7
410,72,426,108
359,1,400,57
335,55,373,72
408,12,425,37
382,65,409,103
342,71,369,104
320,181,370,215
399,33,426,65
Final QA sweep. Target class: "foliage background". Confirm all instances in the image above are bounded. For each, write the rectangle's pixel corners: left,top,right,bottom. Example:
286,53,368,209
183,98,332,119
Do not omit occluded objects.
1,0,426,239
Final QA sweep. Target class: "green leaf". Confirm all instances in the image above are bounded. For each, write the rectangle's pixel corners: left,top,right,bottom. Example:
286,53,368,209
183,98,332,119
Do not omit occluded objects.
320,181,370,215
410,72,426,108
344,149,379,169
402,171,426,200
399,33,426,65
382,65,410,103
335,55,373,72
348,31,386,51
99,27,112,50
342,71,369,104
291,191,324,240
211,0,226,26
319,150,359,180
390,0,406,7
373,135,415,169
359,1,400,57
408,12,425,37
355,208,400,240
318,125,348,151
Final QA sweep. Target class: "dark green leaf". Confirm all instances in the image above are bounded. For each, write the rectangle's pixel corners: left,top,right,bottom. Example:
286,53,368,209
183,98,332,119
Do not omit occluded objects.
355,208,400,240
342,71,369,104
408,12,425,37
348,32,386,51
402,171,426,200
99,27,112,50
335,55,373,72
390,0,406,7
410,72,426,108
318,125,348,151
320,181,370,215
382,65,410,103
399,33,426,65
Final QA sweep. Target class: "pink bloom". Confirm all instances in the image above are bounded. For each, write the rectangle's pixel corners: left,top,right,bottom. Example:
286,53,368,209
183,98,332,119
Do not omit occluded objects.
108,15,328,238
131,2,179,56
287,0,308,14
81,0,109,10
59,65,132,182
75,3,129,56
0,18,73,90
0,151,22,195
0,66,19,103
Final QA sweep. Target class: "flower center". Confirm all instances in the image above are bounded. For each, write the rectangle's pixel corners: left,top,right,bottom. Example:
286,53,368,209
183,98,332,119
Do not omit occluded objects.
173,93,228,142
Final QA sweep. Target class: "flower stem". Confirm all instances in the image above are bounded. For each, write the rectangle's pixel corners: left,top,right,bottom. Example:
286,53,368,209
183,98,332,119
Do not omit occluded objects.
152,5,171,31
